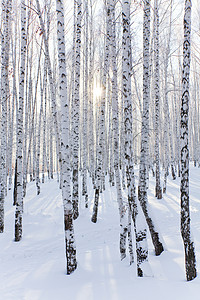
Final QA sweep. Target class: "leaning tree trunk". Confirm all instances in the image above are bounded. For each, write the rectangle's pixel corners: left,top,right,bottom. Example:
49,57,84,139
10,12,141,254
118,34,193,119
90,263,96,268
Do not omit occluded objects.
180,0,197,282
138,0,164,256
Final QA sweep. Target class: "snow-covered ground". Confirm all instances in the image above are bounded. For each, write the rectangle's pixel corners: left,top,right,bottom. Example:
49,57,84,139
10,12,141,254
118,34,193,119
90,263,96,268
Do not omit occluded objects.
1,165,200,300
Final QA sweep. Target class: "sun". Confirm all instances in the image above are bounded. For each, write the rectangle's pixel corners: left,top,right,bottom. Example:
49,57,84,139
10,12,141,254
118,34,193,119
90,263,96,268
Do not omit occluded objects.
93,85,102,99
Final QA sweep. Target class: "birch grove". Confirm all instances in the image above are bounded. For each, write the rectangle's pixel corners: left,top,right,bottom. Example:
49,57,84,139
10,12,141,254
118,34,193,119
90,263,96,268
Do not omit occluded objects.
0,0,199,281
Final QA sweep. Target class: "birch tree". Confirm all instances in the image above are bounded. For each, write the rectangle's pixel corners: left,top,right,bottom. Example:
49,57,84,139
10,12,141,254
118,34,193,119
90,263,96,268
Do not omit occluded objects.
138,0,164,256
109,0,129,261
122,0,149,275
36,0,62,187
15,0,26,241
56,0,77,274
180,0,197,281
8,1,14,192
82,0,89,208
91,0,109,224
0,0,12,232
153,0,162,199
72,0,82,219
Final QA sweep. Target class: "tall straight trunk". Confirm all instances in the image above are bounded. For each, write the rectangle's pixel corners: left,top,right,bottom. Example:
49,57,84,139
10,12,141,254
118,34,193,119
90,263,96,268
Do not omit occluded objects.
35,69,44,195
49,118,54,179
0,0,11,232
91,0,110,223
122,0,149,276
108,80,115,187
163,0,174,193
36,0,61,181
82,0,89,208
22,2,32,197
138,0,164,256
153,0,162,199
109,0,129,261
8,1,14,191
42,66,48,183
69,0,76,172
56,0,77,274
14,69,19,204
180,0,197,282
170,57,180,178
15,0,26,242
26,46,33,185
24,42,42,196
72,0,82,220
88,0,95,186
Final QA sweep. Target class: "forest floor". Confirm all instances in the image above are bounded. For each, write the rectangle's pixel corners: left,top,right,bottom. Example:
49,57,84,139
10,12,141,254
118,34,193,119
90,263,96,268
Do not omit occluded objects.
1,165,200,300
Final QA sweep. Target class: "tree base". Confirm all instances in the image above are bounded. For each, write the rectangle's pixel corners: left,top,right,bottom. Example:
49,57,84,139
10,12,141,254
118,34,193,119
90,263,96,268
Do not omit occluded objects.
155,242,164,256
67,261,77,275
155,186,162,199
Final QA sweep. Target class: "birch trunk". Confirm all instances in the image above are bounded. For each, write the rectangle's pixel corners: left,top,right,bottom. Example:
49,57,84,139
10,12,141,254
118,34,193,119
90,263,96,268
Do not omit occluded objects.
91,0,109,223
109,0,129,261
15,0,26,241
0,0,11,232
72,0,82,220
153,0,162,199
122,0,149,275
180,0,197,281
138,0,164,256
56,0,77,274
82,0,89,208
36,0,61,182
8,1,14,191
42,66,48,183
88,0,95,186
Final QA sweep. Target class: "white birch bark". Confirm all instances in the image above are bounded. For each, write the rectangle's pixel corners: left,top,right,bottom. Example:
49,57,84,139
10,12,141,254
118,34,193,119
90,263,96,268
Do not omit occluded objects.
15,0,26,241
0,0,11,232
36,0,61,174
153,0,162,199
22,2,32,197
56,0,77,274
162,0,176,193
69,0,76,171
138,0,164,256
72,0,82,220
108,0,129,261
35,69,44,195
42,65,48,183
24,43,42,196
91,0,109,223
122,0,150,275
7,0,14,191
82,0,89,208
180,0,197,281
88,0,95,186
